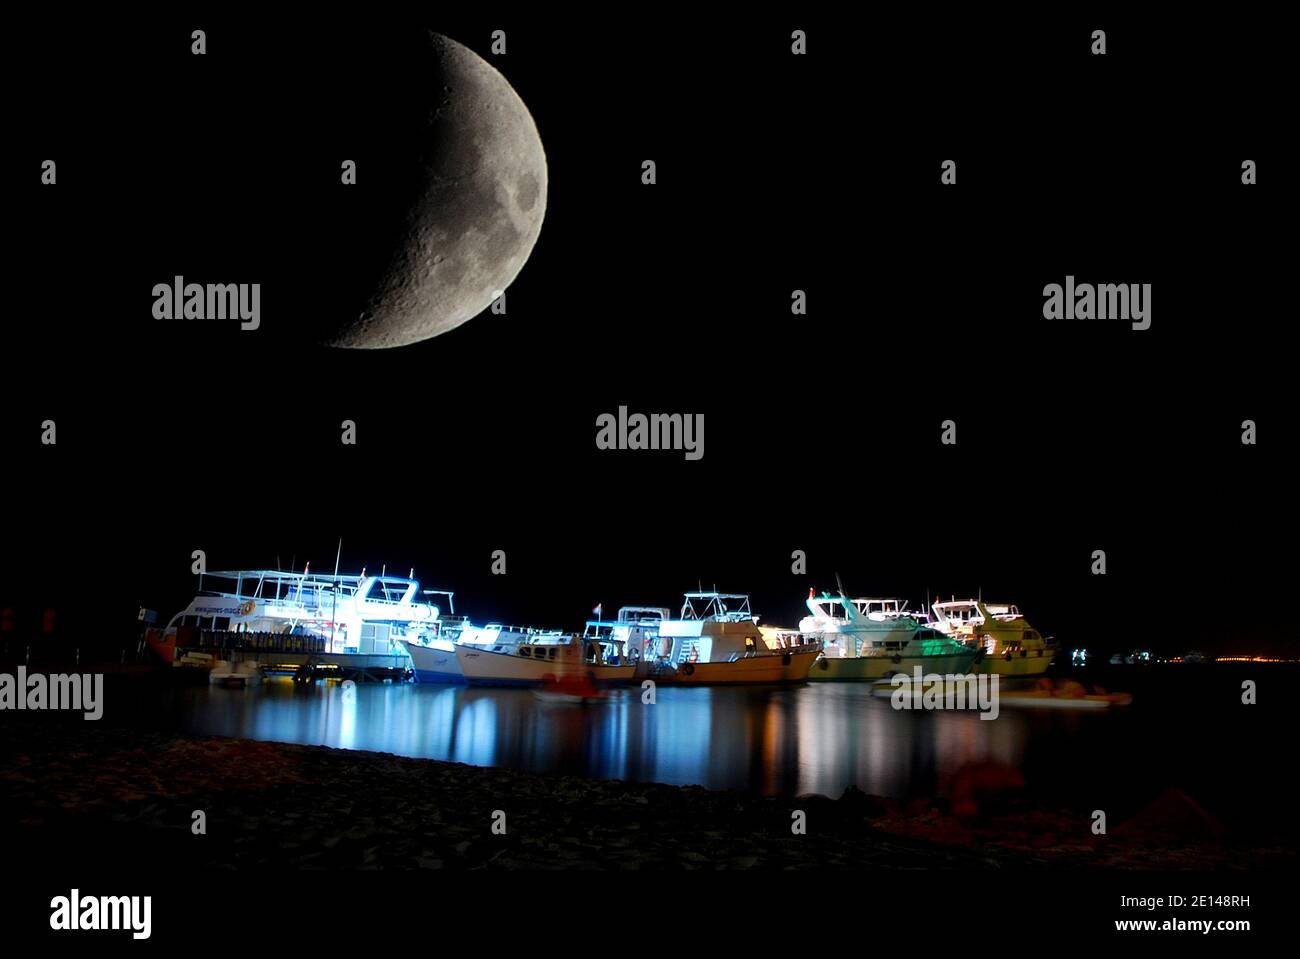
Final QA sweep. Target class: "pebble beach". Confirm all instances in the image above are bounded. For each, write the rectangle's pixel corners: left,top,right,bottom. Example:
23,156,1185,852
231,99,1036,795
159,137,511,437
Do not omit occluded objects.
2,721,1290,871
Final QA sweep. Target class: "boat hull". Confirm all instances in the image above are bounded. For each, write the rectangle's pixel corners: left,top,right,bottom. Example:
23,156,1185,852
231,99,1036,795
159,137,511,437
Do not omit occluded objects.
400,640,466,684
808,651,979,682
455,645,637,687
976,649,1055,677
647,648,820,685
144,629,178,665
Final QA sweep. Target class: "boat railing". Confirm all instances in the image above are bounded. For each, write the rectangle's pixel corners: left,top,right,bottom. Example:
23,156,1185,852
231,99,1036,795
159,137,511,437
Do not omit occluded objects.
769,630,820,651
485,624,569,636
180,629,328,654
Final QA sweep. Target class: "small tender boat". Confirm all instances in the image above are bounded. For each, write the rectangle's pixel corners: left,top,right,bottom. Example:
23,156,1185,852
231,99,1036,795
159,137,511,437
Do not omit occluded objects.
208,660,262,688
531,672,607,704
997,679,1133,710
868,677,1131,709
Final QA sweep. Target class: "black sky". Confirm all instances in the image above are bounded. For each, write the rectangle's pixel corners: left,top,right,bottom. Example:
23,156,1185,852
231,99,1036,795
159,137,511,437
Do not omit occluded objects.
1,12,1292,659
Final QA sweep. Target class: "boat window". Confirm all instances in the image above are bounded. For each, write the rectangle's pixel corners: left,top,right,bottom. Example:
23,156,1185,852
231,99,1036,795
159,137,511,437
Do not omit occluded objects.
214,617,230,631
519,647,532,657
548,648,557,660
199,616,214,630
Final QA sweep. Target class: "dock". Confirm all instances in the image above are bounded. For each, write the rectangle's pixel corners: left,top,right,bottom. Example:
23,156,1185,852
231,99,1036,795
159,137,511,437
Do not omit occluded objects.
167,629,411,683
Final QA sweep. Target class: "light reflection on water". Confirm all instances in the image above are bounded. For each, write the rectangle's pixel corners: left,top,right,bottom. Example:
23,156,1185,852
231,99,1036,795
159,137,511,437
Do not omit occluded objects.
167,678,1058,799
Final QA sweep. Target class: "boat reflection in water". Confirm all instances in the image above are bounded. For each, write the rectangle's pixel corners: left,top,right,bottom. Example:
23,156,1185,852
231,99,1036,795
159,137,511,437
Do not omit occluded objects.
165,679,1044,800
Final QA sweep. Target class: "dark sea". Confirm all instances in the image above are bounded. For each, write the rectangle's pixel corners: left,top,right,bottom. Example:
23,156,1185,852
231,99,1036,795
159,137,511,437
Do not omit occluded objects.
122,662,1295,832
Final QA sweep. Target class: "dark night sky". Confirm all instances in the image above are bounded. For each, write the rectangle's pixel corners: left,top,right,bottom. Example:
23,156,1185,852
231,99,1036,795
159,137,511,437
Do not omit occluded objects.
1,13,1292,659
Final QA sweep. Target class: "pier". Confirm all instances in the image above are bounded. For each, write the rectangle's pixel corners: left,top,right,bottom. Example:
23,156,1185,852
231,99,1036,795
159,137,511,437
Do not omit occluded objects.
162,629,410,683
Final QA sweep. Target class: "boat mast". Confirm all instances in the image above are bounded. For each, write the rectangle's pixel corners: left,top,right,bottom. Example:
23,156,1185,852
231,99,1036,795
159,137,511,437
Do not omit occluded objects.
332,539,342,651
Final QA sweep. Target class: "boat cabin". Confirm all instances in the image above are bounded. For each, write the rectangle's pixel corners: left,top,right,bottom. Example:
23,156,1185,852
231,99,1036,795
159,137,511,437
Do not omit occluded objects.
165,568,447,655
656,592,768,664
509,633,631,666
582,607,668,662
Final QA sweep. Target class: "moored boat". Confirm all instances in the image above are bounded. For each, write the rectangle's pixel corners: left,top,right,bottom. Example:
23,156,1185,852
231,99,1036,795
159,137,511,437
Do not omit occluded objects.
455,631,637,687
798,588,979,681
643,592,821,685
930,599,1056,677
582,606,668,667
147,567,448,671
399,638,464,683
401,620,560,684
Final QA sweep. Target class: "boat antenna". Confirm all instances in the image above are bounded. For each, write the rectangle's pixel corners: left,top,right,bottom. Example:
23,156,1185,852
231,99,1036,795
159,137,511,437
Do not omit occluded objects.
333,538,343,579
835,571,846,596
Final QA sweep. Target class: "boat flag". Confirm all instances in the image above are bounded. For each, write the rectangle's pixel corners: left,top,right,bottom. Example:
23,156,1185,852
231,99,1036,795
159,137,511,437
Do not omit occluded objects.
593,603,603,618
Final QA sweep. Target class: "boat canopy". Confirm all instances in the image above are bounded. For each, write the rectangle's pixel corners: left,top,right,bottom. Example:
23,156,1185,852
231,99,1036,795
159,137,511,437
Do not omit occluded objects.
680,592,753,622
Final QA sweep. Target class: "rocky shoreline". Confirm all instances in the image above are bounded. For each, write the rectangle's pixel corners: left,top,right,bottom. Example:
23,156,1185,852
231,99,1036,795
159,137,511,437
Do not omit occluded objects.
1,723,1290,870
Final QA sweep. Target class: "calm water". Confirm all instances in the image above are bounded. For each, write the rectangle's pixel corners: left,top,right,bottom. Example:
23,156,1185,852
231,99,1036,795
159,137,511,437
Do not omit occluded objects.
147,666,1289,819
139,665,1289,821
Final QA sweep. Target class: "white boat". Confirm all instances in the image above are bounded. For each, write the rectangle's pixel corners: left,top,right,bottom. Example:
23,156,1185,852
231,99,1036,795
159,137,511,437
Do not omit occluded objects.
930,599,1056,677
147,567,447,666
455,631,637,687
798,589,980,681
402,620,574,684
400,638,464,683
582,606,668,666
643,592,822,685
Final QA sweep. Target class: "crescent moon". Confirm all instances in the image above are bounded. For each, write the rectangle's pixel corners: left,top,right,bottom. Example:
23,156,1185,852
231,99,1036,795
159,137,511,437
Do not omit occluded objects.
327,32,547,349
